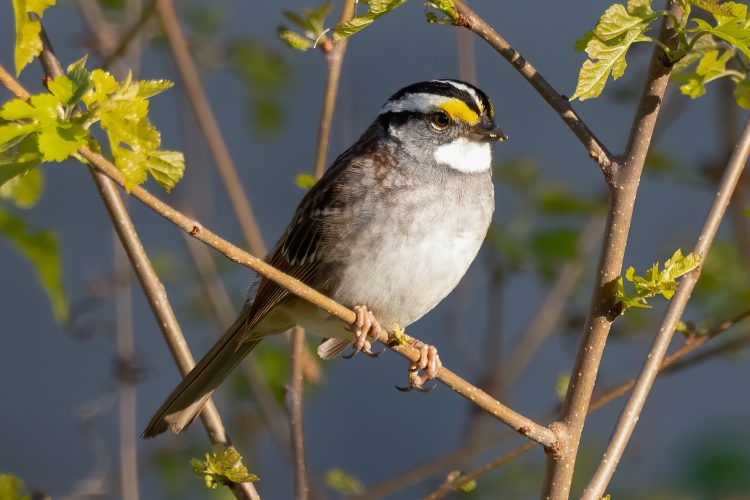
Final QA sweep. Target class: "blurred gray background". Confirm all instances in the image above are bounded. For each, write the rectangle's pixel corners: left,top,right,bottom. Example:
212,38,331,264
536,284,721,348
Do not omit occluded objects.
1,1,749,498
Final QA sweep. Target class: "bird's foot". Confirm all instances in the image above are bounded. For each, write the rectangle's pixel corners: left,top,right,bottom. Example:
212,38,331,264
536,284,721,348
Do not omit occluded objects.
343,305,384,359
396,338,442,393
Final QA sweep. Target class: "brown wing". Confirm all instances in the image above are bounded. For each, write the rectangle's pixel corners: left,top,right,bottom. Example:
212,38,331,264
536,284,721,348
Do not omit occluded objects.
240,139,376,339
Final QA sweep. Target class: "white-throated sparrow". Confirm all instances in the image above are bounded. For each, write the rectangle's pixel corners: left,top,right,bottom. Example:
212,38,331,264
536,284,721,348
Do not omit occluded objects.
144,79,506,437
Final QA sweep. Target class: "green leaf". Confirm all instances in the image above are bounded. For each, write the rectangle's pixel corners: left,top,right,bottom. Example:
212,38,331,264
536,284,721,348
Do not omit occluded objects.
690,3,750,57
0,474,30,500
278,27,314,51
536,186,604,215
0,167,43,208
295,172,317,189
734,79,750,108
425,0,458,23
0,209,67,321
333,0,406,41
618,249,700,313
0,135,43,188
531,228,579,279
572,0,662,100
12,0,56,76
575,31,594,51
145,150,185,192
325,468,364,495
555,372,571,401
191,446,259,489
678,49,734,98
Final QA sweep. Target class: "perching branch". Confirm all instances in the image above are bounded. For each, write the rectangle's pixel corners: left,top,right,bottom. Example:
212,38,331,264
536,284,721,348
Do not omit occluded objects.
449,0,614,177
71,143,557,448
543,4,683,499
155,0,267,257
22,28,260,500
423,307,750,499
582,116,750,500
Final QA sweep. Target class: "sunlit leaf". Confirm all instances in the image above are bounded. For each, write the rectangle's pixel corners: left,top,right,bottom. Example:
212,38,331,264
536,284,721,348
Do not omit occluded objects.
333,0,406,41
0,209,67,321
325,468,364,495
295,173,317,189
12,0,56,76
0,168,43,208
0,474,30,500
191,446,258,489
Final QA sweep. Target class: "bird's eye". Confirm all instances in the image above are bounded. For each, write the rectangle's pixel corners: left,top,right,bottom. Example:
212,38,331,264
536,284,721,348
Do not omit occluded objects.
429,111,451,130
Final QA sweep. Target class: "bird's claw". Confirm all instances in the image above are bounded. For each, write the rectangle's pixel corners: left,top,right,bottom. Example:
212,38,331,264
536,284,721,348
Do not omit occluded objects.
343,305,383,359
396,339,442,392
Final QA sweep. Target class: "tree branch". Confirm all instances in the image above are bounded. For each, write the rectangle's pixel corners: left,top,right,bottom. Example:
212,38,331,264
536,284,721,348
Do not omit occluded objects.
423,308,750,499
313,0,356,178
449,0,614,176
543,4,683,498
154,0,267,257
20,27,260,499
582,116,750,500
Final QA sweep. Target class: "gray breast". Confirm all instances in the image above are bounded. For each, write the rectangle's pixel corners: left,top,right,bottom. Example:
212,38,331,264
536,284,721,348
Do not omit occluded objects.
329,170,493,327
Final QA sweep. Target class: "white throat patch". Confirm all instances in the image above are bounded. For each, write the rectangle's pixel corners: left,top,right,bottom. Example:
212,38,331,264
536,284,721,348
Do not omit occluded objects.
433,138,491,173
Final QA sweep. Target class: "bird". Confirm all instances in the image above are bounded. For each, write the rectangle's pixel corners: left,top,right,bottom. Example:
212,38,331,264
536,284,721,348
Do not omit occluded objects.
143,79,507,438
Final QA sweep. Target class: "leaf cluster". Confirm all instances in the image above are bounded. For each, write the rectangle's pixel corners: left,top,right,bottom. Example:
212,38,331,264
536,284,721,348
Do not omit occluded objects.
0,58,184,192
617,249,700,313
190,446,259,490
332,0,406,41
573,0,750,108
278,1,333,51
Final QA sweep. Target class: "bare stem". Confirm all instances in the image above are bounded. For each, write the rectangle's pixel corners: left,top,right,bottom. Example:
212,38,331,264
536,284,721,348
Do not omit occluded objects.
155,0,267,256
543,4,682,498
582,116,750,500
313,0,356,178
423,308,750,499
20,28,260,498
450,0,614,175
287,326,310,500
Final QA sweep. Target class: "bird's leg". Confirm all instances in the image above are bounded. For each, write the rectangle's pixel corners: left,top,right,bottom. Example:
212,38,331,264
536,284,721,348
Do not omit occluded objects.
343,305,384,359
396,338,442,393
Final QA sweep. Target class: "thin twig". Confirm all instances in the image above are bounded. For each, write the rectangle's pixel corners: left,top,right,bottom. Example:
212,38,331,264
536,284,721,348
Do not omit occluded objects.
23,27,260,499
114,233,139,500
154,0,266,256
287,326,309,500
582,116,750,500
424,309,750,499
450,0,614,176
543,4,683,499
313,0,356,178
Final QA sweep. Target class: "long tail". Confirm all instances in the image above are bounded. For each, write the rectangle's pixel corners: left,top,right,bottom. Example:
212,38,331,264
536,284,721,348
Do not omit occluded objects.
143,303,261,438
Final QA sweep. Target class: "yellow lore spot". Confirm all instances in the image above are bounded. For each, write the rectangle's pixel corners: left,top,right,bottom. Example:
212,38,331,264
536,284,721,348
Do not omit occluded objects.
438,99,480,125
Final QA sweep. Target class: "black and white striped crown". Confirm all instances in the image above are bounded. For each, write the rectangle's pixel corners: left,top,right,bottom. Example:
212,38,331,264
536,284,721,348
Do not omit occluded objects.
380,79,494,121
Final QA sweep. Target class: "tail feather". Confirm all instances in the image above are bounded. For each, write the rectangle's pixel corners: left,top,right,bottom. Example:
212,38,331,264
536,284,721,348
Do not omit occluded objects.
143,304,261,438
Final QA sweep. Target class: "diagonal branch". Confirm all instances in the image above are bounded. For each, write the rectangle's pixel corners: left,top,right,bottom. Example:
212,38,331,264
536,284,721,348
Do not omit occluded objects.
75,144,557,448
449,0,614,177
543,4,683,498
23,28,260,500
424,308,750,500
313,0,356,178
582,116,750,500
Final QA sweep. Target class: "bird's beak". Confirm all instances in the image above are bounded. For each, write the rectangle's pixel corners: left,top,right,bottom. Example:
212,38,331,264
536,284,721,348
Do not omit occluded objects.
469,119,508,143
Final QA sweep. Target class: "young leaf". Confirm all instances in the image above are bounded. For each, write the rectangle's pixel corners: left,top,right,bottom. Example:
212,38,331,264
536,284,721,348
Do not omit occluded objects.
325,468,365,495
425,0,458,23
734,79,750,108
690,2,750,58
0,209,67,321
572,0,663,100
678,49,734,98
278,28,314,51
295,172,317,189
191,446,259,489
332,0,406,41
0,168,43,208
0,474,30,500
12,0,56,76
